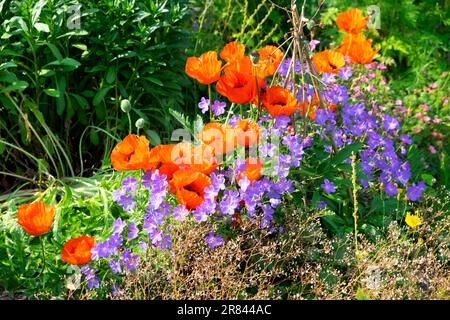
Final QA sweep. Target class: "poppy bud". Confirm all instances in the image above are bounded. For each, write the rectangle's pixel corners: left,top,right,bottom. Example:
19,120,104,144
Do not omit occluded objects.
135,118,145,129
120,99,131,113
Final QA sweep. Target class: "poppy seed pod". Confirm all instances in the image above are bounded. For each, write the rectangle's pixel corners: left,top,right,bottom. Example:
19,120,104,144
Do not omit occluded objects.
120,99,132,113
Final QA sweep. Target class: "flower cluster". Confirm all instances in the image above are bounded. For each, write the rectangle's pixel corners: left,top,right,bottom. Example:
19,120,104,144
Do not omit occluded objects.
79,8,428,293
312,8,379,74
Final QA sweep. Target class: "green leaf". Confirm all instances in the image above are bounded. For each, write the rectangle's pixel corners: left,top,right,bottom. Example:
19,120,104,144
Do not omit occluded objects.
56,30,89,39
321,214,347,235
93,87,111,106
105,66,117,84
72,43,88,51
32,0,47,25
0,62,17,70
143,76,164,86
38,69,55,77
421,173,436,186
34,22,50,33
43,88,60,98
90,129,99,146
356,287,370,300
193,114,203,134
71,93,89,110
332,142,362,166
1,81,28,92
145,129,161,146
45,43,63,60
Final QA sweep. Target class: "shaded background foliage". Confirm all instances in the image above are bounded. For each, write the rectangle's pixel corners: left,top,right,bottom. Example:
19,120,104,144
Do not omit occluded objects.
0,0,192,191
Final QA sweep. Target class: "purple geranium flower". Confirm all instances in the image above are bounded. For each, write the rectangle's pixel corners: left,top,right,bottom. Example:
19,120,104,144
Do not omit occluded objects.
211,100,226,116
205,232,225,249
127,223,139,240
173,205,189,221
112,218,127,234
406,181,426,201
321,179,336,194
338,67,352,80
122,176,138,192
198,97,209,114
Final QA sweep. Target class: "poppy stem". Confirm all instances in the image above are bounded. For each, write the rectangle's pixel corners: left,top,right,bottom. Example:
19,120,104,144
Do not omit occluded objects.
208,84,212,121
40,236,47,272
127,112,132,134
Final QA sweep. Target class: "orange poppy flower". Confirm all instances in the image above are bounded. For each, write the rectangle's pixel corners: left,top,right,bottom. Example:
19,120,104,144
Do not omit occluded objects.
17,201,55,236
312,50,345,73
61,236,95,265
261,86,299,117
220,41,246,63
235,119,260,147
237,158,263,183
171,142,219,174
198,123,237,155
338,34,379,64
148,144,179,178
216,56,265,105
110,134,153,171
169,169,211,210
336,8,368,34
185,51,222,85
256,45,284,77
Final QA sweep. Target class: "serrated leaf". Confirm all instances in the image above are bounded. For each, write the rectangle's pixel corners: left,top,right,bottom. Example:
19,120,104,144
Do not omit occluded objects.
193,114,204,135
43,88,60,97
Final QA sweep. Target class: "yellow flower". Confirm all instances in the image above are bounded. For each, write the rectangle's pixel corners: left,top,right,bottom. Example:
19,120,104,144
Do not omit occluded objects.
405,213,421,229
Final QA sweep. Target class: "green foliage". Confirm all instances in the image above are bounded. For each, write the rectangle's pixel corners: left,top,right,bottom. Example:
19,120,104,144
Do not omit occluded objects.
317,0,448,87
0,0,192,189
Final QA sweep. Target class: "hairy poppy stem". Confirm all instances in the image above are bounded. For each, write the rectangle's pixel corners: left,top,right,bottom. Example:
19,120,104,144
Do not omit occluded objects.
208,84,213,121
40,236,47,272
127,113,132,134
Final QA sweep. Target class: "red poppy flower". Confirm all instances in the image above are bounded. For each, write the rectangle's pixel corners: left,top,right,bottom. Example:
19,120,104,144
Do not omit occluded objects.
169,169,211,210
110,134,152,171
336,8,368,34
17,201,55,236
220,41,246,63
185,51,222,85
61,236,95,265
235,119,260,147
216,57,265,105
256,45,284,77
338,34,379,64
312,50,345,73
261,86,299,117
198,123,237,155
